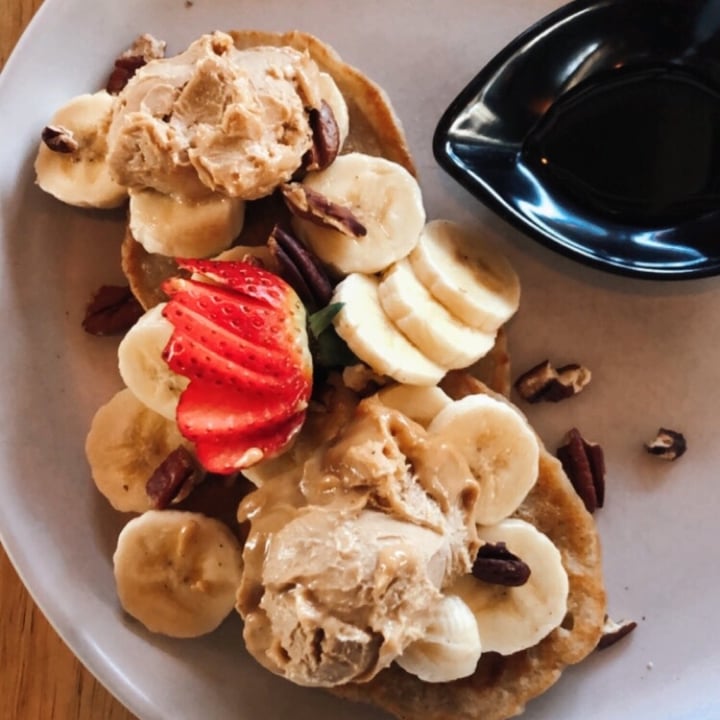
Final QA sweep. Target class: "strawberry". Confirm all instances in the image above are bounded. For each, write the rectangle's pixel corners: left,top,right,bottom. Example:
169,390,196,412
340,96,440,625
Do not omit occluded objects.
161,259,312,474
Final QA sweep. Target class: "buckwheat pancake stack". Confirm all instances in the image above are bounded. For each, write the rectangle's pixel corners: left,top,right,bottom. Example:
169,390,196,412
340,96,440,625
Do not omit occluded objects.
114,30,606,720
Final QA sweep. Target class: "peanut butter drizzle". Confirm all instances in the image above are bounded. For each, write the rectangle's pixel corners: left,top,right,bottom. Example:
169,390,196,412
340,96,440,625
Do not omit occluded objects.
236,396,480,688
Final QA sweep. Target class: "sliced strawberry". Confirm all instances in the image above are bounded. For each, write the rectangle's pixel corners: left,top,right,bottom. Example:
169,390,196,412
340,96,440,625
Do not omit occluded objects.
163,276,306,357
163,323,303,395
176,258,288,308
176,382,307,440
193,409,307,475
162,295,295,378
161,259,313,472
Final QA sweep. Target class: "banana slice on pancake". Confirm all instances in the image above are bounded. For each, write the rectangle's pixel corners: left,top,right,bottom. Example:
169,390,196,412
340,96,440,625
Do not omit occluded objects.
85,388,190,513
379,259,497,369
409,220,520,333
290,152,425,275
331,272,445,386
428,393,539,526
129,188,245,258
451,519,569,656
396,594,482,682
117,302,188,420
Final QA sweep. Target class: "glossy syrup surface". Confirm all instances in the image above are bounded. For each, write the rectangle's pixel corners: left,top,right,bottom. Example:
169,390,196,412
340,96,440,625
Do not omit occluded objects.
522,65,720,224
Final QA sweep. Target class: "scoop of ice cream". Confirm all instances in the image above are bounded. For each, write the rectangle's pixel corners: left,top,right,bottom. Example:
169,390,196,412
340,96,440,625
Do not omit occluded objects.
106,31,321,200
259,507,449,686
236,397,480,687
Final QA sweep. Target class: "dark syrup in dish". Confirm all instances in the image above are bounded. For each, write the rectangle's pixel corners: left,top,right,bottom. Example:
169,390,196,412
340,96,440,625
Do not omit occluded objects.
522,65,720,223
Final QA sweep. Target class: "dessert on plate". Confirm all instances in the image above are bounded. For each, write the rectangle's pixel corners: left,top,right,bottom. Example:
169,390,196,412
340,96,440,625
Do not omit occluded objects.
35,28,607,720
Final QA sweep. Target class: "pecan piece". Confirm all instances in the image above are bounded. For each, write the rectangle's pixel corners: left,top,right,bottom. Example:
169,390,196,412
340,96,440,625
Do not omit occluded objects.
82,285,144,336
515,359,591,403
645,427,686,461
472,541,531,587
106,55,147,94
146,446,201,510
556,427,605,513
268,234,315,308
280,182,367,238
596,615,638,651
268,224,334,309
303,101,341,172
41,125,79,154
106,34,166,94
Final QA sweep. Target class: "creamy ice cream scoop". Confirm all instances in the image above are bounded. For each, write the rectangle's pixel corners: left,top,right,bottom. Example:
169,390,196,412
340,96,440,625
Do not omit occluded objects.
106,31,322,200
236,397,480,687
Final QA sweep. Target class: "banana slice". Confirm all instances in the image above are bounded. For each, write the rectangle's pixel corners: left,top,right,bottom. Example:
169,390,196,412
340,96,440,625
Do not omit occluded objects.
396,594,482,682
291,152,425,275
85,388,192,513
379,259,497,369
451,519,569,655
113,510,243,638
34,91,128,208
376,383,452,427
318,72,349,148
409,219,520,333
428,394,539,525
118,302,188,420
128,188,245,258
332,273,445,386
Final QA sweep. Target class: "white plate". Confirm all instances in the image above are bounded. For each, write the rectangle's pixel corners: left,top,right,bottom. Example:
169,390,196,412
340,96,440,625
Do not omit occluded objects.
1,1,719,718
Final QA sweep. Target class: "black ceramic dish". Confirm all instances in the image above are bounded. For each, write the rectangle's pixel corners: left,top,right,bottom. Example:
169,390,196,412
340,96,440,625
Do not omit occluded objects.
434,0,720,279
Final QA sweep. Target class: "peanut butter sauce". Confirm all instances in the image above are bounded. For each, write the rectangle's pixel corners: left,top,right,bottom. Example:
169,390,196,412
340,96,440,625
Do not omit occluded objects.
236,396,479,687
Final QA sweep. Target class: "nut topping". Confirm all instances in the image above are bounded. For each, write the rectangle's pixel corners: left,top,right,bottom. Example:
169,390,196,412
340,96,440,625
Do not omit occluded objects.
556,428,605,513
146,446,201,510
515,359,592,403
472,541,531,587
82,285,144,336
645,427,687,461
596,615,637,651
302,100,341,172
268,224,334,310
106,34,167,94
281,182,367,238
41,125,79,154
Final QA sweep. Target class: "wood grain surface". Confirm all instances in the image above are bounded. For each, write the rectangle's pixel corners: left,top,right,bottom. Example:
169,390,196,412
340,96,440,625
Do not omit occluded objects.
0,1,137,718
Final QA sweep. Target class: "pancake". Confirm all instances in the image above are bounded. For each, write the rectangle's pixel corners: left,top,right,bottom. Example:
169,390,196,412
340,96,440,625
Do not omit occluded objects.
116,33,606,718
331,373,606,720
121,30,414,311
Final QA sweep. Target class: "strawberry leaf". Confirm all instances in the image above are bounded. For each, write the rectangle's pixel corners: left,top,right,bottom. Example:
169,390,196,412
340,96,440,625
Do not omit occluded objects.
308,303,357,368
308,302,344,338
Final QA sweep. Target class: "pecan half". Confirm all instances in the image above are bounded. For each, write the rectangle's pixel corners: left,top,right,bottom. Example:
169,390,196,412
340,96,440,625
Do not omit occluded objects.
645,427,686,461
556,427,605,513
146,446,201,510
82,285,144,335
268,235,315,307
41,125,79,154
472,541,531,587
596,615,637,651
268,224,334,309
515,359,591,403
106,55,147,94
303,101,341,172
106,34,166,94
280,182,366,238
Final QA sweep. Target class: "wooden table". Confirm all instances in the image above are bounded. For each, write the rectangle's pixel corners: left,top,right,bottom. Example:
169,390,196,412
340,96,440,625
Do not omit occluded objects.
0,2,137,718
